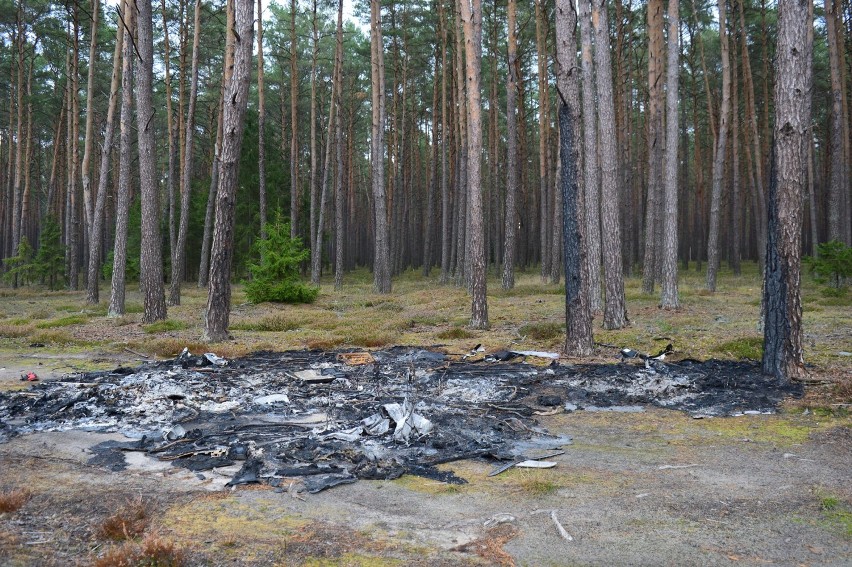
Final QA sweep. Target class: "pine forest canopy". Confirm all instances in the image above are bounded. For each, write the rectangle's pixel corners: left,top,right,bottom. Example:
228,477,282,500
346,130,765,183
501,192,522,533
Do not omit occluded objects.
0,0,848,376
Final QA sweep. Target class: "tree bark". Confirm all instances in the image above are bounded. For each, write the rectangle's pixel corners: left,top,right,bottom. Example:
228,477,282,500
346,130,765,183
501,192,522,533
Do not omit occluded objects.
10,7,25,258
161,0,178,288
592,0,628,329
501,0,519,291
762,0,812,382
577,0,601,311
311,29,340,286
136,0,167,323
730,28,742,275
705,0,732,292
439,0,451,284
659,0,680,309
370,0,391,293
289,0,299,238
256,0,266,242
169,0,201,305
535,0,550,282
556,0,593,356
86,0,124,305
108,0,134,317
309,0,319,265
199,0,233,288
642,0,664,295
737,0,766,265
80,0,99,246
825,0,847,244
423,47,440,277
333,0,345,290
459,0,487,329
203,0,254,341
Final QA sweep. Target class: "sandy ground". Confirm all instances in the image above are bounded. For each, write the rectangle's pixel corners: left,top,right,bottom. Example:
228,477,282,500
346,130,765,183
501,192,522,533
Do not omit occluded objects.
1,384,850,566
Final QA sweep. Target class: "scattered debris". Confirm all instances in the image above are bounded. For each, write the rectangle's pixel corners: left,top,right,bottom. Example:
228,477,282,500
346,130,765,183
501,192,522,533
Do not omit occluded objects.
658,464,701,470
0,347,804,495
550,511,573,542
337,352,375,366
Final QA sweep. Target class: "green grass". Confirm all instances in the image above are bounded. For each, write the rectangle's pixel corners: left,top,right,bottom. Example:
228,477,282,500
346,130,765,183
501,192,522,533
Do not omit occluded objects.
819,494,852,537
519,322,564,341
35,314,89,328
231,314,305,332
713,336,763,360
436,327,474,340
143,319,189,334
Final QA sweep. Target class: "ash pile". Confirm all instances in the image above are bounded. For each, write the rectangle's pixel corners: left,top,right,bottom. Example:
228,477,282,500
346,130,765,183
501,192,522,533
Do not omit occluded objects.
0,347,801,492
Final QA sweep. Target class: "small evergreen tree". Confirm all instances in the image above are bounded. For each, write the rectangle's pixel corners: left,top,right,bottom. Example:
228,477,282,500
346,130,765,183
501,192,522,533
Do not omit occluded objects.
804,240,851,288
32,217,66,290
3,238,35,287
244,216,319,304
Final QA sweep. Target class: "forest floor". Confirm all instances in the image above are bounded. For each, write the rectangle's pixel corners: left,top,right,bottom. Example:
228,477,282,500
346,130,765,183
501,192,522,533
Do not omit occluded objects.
0,264,850,566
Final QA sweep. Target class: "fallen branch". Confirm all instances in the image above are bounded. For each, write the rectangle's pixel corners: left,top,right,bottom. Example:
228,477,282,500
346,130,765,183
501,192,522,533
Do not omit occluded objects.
550,511,573,542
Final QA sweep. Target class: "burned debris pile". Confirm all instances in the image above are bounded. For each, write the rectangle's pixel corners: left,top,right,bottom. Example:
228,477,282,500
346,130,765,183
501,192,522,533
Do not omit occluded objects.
0,347,801,492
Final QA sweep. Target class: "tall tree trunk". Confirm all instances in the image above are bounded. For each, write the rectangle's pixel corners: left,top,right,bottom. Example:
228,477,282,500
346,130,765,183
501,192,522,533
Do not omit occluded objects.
311,35,340,286
825,0,847,244
203,0,254,341
309,0,319,263
642,0,664,294
762,0,812,382
659,0,680,309
289,0,299,238
68,9,81,290
453,1,467,286
333,0,345,290
439,0,451,284
256,0,266,241
535,0,550,282
737,0,766,265
577,0,601,311
556,0,593,356
10,8,25,258
20,57,33,256
459,0,487,329
169,0,201,304
807,140,818,255
370,0,391,293
136,0,167,323
161,0,179,288
80,0,99,250
86,1,124,305
705,0,732,292
198,87,224,288
199,0,233,288
730,27,742,275
108,0,134,317
501,0,519,291
423,47,440,277
593,0,628,329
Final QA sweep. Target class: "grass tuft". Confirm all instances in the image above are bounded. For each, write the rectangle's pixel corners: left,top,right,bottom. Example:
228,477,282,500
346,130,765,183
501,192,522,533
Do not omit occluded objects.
0,323,33,338
35,314,88,328
515,475,560,496
97,497,149,541
519,322,564,341
0,488,30,513
93,533,186,567
713,336,763,360
28,329,76,345
436,327,474,340
231,314,304,332
143,320,189,334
